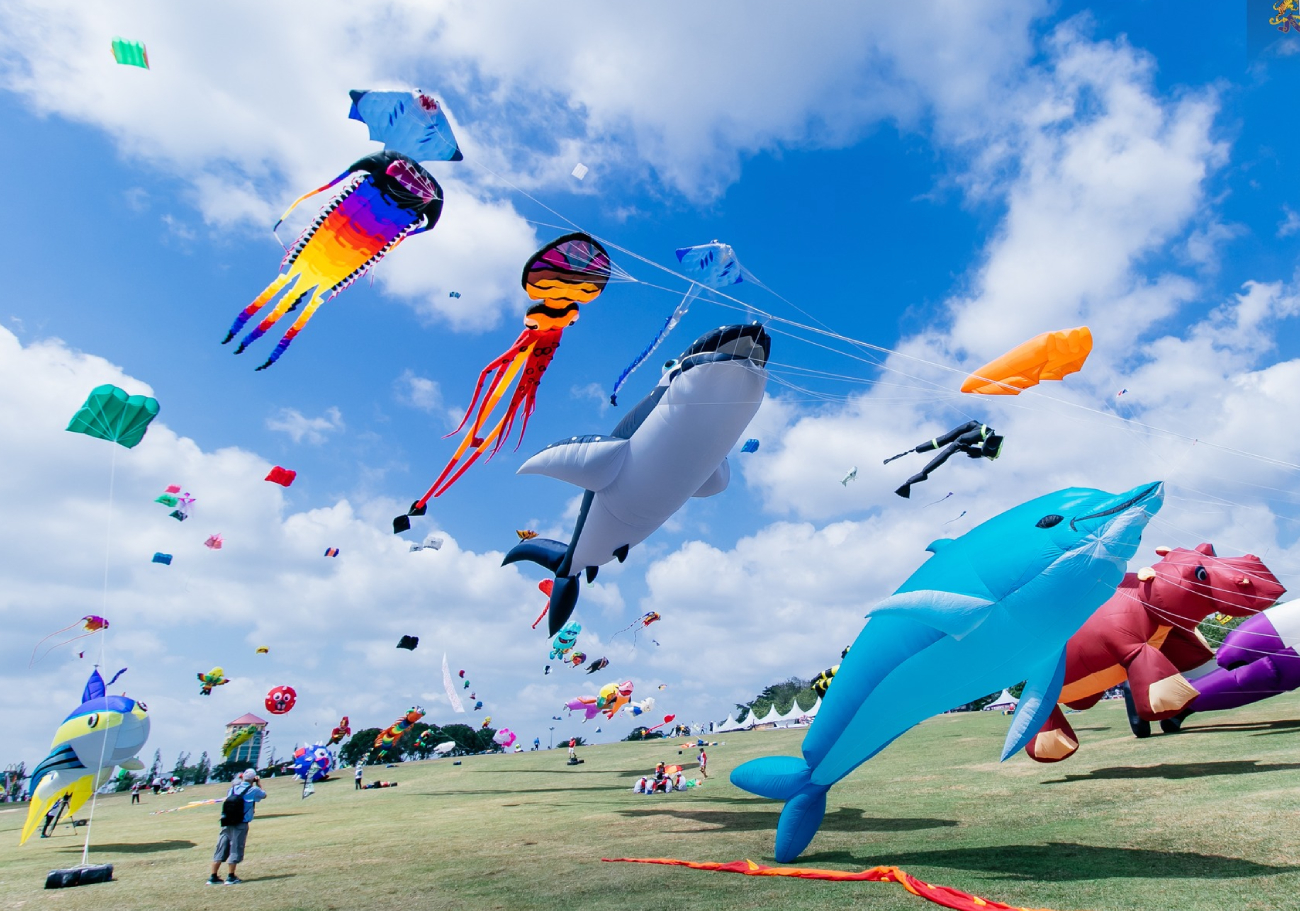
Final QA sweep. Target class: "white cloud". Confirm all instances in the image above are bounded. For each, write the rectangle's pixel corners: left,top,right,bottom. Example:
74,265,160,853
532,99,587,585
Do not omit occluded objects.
265,406,345,445
0,326,638,764
1279,205,1300,238
394,370,442,414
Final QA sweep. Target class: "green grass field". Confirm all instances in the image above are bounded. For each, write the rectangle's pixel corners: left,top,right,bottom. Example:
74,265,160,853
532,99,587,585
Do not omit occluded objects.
3,694,1300,911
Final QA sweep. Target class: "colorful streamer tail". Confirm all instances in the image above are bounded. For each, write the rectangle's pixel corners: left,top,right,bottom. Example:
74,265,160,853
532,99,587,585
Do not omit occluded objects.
601,858,1064,911
609,285,700,405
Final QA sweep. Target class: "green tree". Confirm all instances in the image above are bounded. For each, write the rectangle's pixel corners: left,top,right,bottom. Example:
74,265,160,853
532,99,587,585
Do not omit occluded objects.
624,728,663,741
735,677,816,721
170,751,191,783
193,751,212,785
210,760,244,783
147,748,162,781
339,728,382,767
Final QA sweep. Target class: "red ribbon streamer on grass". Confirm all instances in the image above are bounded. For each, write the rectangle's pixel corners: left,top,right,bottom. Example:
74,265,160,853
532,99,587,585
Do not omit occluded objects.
601,858,1067,911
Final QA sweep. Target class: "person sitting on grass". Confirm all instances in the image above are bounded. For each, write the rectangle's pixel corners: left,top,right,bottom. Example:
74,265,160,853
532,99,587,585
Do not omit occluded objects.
208,769,267,886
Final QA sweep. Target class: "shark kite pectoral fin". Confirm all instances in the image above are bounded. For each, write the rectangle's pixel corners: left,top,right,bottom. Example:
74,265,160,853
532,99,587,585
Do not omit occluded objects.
1001,648,1068,761
863,591,995,640
730,756,832,863
517,436,629,491
691,459,730,498
926,538,956,554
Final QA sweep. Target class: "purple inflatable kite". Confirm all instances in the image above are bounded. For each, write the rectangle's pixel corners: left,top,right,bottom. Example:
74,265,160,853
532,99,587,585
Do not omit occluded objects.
1186,601,1300,713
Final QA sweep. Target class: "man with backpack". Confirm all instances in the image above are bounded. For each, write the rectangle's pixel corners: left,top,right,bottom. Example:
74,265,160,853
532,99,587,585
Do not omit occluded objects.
208,769,267,885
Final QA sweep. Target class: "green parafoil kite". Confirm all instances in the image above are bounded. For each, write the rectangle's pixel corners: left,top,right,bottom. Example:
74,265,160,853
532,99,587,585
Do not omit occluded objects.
66,385,159,449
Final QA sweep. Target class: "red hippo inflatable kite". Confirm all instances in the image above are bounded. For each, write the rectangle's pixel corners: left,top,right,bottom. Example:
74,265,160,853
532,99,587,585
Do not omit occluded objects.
1025,543,1284,763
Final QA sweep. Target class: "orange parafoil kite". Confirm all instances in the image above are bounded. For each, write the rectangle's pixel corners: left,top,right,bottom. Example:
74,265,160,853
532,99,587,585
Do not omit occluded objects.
961,326,1092,395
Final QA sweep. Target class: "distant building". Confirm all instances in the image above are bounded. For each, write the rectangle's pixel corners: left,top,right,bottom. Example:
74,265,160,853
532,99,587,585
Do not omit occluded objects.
225,713,268,768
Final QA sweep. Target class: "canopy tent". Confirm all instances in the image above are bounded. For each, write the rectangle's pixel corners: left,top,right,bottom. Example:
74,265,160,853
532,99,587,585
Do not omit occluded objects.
982,689,1019,711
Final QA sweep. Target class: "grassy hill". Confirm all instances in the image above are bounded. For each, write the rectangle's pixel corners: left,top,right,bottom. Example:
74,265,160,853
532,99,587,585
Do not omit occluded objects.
2,693,1299,910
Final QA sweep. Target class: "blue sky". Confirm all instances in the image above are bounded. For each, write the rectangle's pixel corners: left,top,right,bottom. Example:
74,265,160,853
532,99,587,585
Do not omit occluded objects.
3,1,1300,770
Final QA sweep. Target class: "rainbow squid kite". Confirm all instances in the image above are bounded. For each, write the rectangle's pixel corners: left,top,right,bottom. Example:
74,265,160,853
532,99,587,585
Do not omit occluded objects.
224,151,445,370
394,233,613,532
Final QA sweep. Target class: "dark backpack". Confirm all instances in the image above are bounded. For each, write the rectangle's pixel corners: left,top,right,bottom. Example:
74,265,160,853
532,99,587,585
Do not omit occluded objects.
219,785,249,827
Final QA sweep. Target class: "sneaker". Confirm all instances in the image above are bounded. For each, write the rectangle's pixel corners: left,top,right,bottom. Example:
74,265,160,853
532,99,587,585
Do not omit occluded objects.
225,876,243,885
207,875,224,885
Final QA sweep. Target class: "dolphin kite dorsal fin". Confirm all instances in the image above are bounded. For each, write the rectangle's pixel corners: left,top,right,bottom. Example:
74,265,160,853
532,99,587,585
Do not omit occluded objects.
517,435,629,491
863,590,994,639
1001,648,1068,761
692,459,731,498
925,538,955,554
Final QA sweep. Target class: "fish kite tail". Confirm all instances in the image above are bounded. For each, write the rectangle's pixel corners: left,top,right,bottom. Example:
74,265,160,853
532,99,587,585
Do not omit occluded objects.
501,539,581,635
730,756,830,863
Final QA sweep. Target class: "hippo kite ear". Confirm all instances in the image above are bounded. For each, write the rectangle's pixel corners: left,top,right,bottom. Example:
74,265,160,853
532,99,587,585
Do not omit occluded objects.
1154,545,1172,555
1195,543,1217,556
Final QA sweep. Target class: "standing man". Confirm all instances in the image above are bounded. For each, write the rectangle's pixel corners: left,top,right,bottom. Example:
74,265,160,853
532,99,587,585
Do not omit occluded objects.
208,769,266,886
131,781,141,804
40,793,71,837
567,738,577,762
698,746,708,779
354,764,364,790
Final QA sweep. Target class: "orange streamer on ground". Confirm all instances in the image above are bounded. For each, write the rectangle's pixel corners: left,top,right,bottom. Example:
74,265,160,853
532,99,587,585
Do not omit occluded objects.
601,858,1071,911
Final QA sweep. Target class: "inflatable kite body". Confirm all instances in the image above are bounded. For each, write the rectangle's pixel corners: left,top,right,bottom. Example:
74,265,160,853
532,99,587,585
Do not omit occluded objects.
549,621,581,660
1181,600,1300,714
504,324,770,635
328,716,351,746
265,685,297,714
731,482,1163,862
224,151,443,369
493,728,516,748
885,421,1002,499
374,707,425,755
21,669,150,844
961,326,1092,395
348,90,463,162
293,745,334,783
1025,544,1284,762
221,727,255,759
197,667,228,696
567,680,634,721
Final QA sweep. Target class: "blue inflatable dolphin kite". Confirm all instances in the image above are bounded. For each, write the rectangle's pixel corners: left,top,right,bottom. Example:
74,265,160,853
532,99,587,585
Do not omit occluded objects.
732,481,1163,862
506,324,769,635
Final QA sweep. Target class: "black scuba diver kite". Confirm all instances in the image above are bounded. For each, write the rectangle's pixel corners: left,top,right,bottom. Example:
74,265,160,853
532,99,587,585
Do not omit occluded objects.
885,420,1003,499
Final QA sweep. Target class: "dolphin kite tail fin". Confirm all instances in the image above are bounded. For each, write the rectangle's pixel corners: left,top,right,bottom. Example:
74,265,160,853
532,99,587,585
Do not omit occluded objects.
730,756,830,863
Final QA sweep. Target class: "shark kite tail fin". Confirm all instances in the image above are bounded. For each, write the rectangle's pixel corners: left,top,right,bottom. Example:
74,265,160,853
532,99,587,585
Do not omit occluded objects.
730,756,830,863
502,538,568,573
501,539,581,636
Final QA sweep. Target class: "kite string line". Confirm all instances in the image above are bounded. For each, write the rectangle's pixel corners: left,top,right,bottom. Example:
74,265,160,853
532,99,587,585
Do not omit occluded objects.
475,154,1300,478
81,442,116,868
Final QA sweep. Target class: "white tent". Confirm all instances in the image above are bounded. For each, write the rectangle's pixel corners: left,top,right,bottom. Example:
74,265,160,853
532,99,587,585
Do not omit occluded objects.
754,704,781,726
983,689,1019,711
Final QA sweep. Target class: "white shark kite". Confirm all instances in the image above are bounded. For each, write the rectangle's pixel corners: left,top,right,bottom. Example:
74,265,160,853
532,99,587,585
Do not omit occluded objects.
732,481,1164,861
505,323,769,635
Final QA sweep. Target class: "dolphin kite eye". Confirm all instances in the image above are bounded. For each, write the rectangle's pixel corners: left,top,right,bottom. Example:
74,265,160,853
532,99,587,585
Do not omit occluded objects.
137,701,148,712
662,359,679,374
1195,566,1209,583
1035,514,1064,528
85,713,99,729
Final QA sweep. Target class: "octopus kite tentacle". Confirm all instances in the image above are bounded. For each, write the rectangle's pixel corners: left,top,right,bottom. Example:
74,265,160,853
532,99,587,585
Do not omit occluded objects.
394,234,612,532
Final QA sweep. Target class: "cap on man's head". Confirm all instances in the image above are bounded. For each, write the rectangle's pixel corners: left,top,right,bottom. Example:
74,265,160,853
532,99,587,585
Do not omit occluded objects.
242,769,258,781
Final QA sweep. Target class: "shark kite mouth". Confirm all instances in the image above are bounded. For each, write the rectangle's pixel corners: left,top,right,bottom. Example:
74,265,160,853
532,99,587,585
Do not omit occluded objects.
670,323,771,380
1069,482,1161,532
